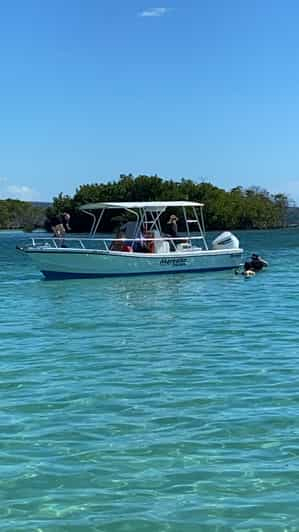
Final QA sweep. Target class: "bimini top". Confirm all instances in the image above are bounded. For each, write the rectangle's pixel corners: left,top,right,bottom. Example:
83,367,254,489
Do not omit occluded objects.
80,200,204,211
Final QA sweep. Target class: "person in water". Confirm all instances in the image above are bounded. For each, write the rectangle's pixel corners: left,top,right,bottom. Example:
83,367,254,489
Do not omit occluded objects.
237,253,268,277
236,253,268,277
244,253,268,273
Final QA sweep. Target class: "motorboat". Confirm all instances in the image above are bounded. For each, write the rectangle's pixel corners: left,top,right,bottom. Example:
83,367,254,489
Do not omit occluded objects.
17,201,243,279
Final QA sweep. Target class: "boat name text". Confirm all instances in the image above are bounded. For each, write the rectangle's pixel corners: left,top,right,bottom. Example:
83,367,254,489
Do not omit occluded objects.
160,258,188,267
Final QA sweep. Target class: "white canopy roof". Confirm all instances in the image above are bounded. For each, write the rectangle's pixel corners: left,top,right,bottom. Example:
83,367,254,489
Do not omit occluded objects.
80,201,204,211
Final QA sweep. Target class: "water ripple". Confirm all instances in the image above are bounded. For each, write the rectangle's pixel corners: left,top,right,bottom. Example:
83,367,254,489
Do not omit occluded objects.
1,230,299,530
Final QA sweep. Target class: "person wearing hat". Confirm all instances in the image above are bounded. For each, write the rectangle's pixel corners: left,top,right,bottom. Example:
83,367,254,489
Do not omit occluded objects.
166,214,179,251
166,214,179,238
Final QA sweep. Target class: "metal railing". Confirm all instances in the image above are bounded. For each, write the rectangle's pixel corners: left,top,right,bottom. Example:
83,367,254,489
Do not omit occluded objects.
29,235,206,252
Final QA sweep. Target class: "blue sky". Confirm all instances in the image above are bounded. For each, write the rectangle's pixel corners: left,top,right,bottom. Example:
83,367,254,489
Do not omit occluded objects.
1,0,299,204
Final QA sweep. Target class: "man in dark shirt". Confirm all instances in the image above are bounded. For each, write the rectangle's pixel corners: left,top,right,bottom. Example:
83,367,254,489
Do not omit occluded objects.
166,214,178,237
51,212,71,237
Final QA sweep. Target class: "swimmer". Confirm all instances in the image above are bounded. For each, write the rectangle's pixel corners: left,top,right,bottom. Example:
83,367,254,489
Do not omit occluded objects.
240,253,268,275
250,253,268,271
235,253,268,277
243,269,256,278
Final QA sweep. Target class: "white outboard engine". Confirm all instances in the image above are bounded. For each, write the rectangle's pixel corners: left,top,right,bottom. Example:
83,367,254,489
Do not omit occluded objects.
212,231,239,250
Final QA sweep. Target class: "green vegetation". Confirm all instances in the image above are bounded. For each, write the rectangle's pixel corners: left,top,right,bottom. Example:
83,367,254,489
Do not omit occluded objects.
0,199,47,231
0,176,291,232
286,206,299,226
47,174,290,232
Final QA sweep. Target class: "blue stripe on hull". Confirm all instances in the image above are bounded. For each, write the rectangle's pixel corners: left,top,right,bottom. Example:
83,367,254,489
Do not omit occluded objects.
41,266,238,280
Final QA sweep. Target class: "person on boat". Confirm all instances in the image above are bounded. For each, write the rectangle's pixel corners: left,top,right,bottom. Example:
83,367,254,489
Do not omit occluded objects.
120,220,151,252
110,229,125,250
51,212,71,237
166,214,178,237
62,212,71,232
132,229,148,252
166,214,179,250
110,229,132,252
51,216,64,238
50,213,71,249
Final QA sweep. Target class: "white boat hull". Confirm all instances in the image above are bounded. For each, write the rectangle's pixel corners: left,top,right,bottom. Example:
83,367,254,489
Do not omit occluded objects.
23,247,243,279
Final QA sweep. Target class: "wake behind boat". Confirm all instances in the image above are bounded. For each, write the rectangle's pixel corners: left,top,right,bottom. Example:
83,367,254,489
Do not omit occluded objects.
17,201,243,279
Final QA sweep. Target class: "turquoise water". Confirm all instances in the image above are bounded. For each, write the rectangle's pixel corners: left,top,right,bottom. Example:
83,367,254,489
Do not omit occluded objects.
1,229,299,531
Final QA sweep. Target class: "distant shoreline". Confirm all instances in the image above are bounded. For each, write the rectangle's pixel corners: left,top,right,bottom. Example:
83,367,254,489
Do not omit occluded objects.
0,228,47,234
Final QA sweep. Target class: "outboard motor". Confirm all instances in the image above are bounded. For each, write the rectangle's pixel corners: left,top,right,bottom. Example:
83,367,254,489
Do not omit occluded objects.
212,231,240,250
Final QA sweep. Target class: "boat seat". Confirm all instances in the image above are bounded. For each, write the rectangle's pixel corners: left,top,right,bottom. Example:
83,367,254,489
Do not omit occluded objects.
152,230,170,253
155,240,170,253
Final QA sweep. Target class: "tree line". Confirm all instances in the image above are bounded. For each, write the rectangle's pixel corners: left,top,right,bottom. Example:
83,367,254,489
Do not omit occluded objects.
46,174,289,232
0,199,47,231
0,175,290,232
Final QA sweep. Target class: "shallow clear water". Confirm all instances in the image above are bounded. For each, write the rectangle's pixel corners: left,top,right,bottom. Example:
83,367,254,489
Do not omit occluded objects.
1,229,299,531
